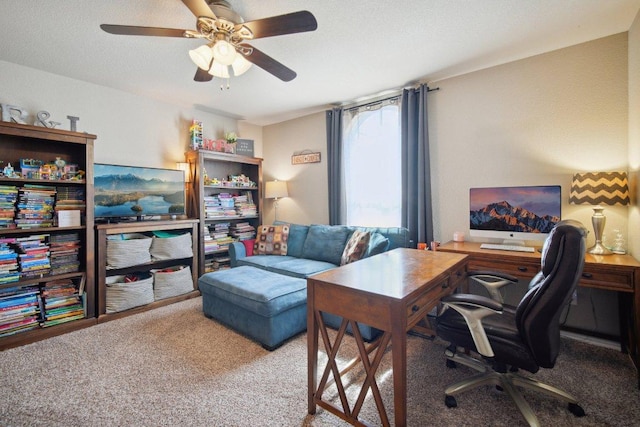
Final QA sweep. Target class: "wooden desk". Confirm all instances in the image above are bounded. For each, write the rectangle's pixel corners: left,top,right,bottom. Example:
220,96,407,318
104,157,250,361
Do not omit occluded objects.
307,248,468,426
439,241,640,387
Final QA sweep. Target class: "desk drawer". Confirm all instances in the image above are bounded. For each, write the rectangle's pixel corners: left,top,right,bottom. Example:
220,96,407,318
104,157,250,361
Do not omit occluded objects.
468,259,539,279
580,267,634,292
406,277,452,326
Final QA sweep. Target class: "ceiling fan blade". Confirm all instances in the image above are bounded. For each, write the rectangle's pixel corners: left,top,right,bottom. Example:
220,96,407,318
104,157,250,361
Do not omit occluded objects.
100,24,188,38
241,11,317,39
182,0,216,19
194,67,213,82
239,44,296,82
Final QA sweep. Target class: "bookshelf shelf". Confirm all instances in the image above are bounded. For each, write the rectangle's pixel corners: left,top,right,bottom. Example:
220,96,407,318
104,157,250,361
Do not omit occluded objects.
0,122,96,350
185,150,262,275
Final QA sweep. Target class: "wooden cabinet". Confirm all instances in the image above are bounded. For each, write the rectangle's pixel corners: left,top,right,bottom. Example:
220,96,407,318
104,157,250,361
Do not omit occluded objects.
0,122,96,350
95,219,199,322
185,150,262,276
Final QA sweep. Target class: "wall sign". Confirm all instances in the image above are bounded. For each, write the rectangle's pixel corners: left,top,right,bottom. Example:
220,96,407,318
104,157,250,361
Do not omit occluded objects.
235,138,254,157
0,102,80,131
292,151,321,165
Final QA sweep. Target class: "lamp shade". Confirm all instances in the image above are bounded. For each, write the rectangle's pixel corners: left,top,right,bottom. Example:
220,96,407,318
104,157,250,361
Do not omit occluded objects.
188,44,214,70
569,171,630,206
212,39,237,65
231,54,252,76
208,60,230,78
265,180,288,199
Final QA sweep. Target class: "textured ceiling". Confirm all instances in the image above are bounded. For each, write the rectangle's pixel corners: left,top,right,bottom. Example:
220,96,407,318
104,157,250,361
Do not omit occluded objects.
1,0,639,126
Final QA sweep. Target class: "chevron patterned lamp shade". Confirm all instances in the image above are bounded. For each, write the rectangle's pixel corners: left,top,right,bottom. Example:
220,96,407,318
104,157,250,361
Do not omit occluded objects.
569,171,630,255
569,171,630,206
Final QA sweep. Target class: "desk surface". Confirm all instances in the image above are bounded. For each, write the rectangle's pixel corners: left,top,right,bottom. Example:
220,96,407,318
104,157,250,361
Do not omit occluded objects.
439,241,640,269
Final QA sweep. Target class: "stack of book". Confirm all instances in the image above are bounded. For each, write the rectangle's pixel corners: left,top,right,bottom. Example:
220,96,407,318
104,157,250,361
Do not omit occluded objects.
41,278,84,328
49,232,81,275
233,192,257,217
15,184,56,229
230,222,256,241
13,234,51,279
0,185,18,229
0,286,41,337
203,195,224,218
0,237,20,284
204,222,235,254
55,186,85,226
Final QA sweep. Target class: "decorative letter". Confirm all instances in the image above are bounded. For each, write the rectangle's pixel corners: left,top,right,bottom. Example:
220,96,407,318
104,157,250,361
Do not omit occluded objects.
0,104,28,124
35,111,60,128
67,115,79,132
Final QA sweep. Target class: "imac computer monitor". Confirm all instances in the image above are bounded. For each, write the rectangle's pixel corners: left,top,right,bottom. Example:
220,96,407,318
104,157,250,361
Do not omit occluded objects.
469,185,561,244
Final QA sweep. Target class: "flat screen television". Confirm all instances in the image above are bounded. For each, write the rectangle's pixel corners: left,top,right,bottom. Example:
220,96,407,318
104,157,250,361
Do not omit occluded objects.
94,163,185,220
469,185,561,244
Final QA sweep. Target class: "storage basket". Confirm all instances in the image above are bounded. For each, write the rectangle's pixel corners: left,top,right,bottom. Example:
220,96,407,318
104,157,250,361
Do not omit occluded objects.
152,266,193,300
105,274,154,313
106,233,152,268
150,232,193,260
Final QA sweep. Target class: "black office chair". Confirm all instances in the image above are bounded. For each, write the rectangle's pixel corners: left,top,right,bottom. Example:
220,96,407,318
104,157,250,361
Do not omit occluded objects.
435,220,587,427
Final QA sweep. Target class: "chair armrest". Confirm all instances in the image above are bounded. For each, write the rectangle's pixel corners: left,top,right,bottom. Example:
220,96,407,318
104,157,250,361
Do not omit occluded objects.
441,293,503,358
467,270,519,303
228,242,246,268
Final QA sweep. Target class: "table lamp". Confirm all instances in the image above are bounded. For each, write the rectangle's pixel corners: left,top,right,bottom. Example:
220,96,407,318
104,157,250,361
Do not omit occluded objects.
569,171,630,255
265,180,288,221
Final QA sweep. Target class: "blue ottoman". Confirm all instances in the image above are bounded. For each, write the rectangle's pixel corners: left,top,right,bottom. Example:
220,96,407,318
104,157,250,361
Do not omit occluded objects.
198,266,307,350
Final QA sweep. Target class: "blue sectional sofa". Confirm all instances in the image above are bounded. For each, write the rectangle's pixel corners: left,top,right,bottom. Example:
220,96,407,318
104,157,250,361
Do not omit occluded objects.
230,224,410,340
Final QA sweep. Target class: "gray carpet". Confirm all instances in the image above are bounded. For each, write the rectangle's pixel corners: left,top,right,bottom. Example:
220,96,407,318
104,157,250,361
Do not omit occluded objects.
1,296,639,426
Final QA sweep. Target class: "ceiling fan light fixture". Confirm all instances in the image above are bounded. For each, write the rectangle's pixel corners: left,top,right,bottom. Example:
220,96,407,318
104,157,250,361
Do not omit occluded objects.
231,54,252,76
189,44,214,70
208,60,230,79
212,39,237,66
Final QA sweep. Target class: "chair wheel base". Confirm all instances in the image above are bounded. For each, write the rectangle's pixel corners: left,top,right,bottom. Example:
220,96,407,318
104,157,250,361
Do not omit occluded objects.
568,402,586,417
446,359,457,369
445,395,457,408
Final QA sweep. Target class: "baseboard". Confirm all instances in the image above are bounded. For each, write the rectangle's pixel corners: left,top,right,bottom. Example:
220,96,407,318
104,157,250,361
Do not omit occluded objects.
561,330,620,351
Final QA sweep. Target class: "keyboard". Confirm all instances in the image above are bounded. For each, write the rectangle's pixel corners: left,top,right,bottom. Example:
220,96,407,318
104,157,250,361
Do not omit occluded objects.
480,243,536,253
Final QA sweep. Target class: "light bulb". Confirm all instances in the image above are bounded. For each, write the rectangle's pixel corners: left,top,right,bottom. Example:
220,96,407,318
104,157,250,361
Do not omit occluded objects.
212,40,237,66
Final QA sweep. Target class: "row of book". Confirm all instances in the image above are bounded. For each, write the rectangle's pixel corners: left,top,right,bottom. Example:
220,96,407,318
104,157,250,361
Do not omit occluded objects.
0,277,85,337
203,191,257,219
0,233,81,284
0,184,85,230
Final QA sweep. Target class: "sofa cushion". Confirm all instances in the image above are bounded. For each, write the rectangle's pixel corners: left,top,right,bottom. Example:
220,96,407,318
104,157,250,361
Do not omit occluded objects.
254,224,289,255
366,232,390,257
301,224,352,265
266,258,337,278
237,255,296,269
340,230,371,265
285,223,309,258
198,266,306,317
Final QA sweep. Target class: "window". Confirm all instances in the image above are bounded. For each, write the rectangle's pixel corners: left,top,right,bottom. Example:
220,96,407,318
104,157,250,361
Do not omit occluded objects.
342,99,401,227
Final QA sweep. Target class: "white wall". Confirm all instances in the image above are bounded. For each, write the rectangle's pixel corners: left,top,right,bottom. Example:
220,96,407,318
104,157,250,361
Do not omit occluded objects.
262,112,327,225
0,60,261,169
429,33,629,250
628,11,640,260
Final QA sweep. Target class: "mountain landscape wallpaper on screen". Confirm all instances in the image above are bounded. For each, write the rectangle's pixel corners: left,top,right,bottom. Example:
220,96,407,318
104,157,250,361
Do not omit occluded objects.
469,187,561,234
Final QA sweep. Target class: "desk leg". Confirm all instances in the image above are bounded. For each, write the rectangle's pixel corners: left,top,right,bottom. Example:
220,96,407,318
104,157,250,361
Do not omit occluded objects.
308,284,318,414
391,303,408,427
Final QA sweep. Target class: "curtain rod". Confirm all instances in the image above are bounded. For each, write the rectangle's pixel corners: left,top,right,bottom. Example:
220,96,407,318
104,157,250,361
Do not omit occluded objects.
340,85,440,112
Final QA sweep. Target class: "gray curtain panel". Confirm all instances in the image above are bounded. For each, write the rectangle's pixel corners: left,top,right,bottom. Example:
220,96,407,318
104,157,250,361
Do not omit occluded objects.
326,107,343,225
401,84,433,247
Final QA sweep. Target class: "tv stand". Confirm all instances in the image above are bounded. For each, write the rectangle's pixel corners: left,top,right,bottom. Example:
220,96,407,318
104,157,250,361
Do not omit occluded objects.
439,240,640,388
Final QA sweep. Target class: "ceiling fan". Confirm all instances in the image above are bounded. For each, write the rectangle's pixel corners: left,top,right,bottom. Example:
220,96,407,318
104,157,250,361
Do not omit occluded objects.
100,0,317,84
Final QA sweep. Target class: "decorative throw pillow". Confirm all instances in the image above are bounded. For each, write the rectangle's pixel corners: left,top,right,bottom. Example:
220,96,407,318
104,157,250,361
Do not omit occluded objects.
365,232,390,258
242,239,255,257
340,230,371,265
253,225,289,255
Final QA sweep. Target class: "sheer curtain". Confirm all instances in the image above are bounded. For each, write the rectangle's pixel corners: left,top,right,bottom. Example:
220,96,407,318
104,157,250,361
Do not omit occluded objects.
341,99,401,227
